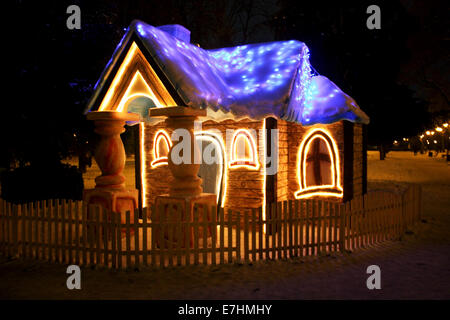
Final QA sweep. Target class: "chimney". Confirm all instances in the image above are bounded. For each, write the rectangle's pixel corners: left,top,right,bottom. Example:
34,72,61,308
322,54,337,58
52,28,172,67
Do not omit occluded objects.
157,24,191,43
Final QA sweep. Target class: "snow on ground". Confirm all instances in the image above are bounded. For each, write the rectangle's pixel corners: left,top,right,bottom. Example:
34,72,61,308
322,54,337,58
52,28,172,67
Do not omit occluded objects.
1,151,449,299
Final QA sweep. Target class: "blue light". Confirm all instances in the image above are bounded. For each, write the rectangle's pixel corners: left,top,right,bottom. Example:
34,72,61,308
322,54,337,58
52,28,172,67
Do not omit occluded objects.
90,20,369,125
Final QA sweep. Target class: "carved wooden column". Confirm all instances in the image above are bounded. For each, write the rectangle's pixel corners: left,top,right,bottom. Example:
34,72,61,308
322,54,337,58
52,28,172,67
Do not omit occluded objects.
83,111,140,234
149,106,216,248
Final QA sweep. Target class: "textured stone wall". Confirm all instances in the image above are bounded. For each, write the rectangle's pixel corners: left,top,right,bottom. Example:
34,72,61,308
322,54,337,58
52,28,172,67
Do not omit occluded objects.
141,119,365,212
353,124,364,198
276,120,289,202
142,118,266,215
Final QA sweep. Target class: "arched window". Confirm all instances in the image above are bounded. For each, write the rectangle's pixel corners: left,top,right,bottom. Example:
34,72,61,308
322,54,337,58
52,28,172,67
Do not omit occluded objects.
125,95,157,125
295,129,343,199
195,131,227,208
229,129,259,169
151,130,172,168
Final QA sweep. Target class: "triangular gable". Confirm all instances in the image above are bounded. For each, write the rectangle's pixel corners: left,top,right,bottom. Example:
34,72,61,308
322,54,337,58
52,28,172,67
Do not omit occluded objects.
97,41,177,113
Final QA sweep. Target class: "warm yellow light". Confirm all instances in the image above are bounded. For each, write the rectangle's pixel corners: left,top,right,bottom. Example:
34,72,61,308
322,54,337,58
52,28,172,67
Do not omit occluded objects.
229,129,260,169
194,131,228,208
98,41,176,112
431,131,435,135
99,43,138,111
262,120,267,233
140,123,147,207
294,128,343,199
436,127,443,132
116,71,165,112
443,123,448,128
151,130,172,168
426,131,431,135
420,135,424,139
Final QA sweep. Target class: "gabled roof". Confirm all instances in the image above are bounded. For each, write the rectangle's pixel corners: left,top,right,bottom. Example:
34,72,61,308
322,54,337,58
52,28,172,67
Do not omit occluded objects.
86,20,369,125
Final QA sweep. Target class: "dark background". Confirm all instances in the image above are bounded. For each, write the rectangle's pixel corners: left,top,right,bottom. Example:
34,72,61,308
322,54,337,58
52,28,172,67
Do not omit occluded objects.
3,0,449,200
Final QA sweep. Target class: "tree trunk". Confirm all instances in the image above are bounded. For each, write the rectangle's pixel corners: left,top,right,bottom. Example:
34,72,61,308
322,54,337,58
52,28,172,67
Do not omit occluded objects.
379,144,386,160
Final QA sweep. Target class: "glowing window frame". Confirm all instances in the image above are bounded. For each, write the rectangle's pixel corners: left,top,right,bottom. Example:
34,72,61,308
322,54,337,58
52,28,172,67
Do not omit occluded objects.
229,129,259,169
116,71,165,112
151,130,172,168
98,42,176,112
294,128,343,199
194,131,228,208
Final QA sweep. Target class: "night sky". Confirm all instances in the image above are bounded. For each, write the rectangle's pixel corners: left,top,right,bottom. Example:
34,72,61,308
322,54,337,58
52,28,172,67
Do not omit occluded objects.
5,0,449,166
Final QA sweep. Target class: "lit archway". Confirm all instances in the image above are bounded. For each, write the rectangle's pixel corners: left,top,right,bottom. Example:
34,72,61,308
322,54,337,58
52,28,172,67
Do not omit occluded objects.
195,131,227,207
229,129,259,169
295,128,343,199
151,130,172,168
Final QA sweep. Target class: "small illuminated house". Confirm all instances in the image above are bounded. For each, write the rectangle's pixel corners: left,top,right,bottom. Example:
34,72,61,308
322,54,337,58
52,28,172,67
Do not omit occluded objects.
85,20,369,216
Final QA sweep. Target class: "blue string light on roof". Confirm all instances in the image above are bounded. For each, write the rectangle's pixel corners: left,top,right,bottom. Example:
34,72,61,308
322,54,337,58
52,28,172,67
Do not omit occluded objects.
88,20,369,125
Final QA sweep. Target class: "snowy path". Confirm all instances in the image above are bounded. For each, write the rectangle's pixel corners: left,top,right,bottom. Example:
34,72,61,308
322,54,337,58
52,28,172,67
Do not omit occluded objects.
1,151,449,299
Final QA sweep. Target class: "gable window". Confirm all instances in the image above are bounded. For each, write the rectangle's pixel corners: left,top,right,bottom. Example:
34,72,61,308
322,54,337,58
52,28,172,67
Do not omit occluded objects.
295,128,343,199
229,129,259,169
151,130,172,168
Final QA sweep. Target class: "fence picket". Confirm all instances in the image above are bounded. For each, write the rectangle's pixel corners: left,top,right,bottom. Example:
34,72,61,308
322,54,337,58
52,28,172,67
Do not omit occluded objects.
211,205,217,265
67,200,72,264
143,207,148,266
251,208,256,262
167,205,173,267
150,204,156,267
102,208,108,268
276,202,282,260
219,207,224,264
184,205,191,266
194,205,199,265
125,210,131,269
243,211,248,263
202,205,208,265
20,204,25,259
117,211,123,270
258,207,263,260
111,211,117,269
134,208,140,268
293,200,298,257
312,200,318,255
227,209,232,263
74,201,80,265
283,201,288,258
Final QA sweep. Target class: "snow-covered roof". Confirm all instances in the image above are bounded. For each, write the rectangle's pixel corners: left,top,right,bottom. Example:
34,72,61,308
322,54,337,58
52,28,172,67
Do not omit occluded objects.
86,20,369,125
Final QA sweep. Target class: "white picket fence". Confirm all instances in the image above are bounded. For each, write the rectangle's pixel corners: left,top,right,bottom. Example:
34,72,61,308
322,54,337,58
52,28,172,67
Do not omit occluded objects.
0,184,421,269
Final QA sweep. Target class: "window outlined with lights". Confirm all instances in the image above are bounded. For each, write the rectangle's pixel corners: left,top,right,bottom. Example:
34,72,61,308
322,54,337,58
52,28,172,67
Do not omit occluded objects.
195,131,227,208
151,130,172,168
295,128,343,199
228,129,259,169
